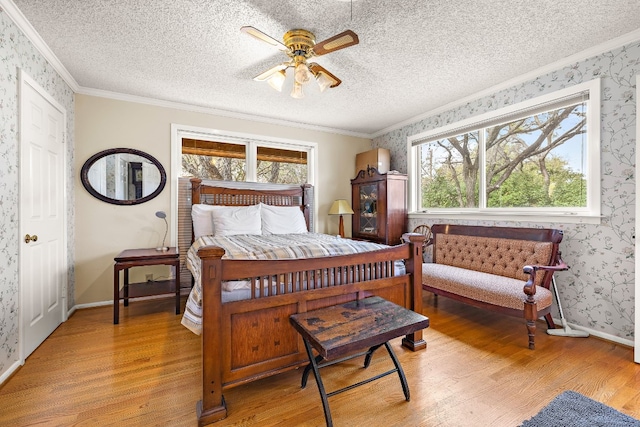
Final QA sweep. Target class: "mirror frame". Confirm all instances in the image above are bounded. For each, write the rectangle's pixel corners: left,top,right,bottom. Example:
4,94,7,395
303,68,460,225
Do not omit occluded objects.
80,148,167,205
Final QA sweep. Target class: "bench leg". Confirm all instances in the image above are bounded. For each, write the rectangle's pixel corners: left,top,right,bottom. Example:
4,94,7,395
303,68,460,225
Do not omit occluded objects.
302,338,334,427
302,347,374,388
301,354,324,389
364,344,383,368
384,342,410,401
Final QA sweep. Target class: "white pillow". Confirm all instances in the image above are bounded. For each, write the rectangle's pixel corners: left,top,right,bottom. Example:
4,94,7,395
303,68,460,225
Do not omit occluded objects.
260,203,308,235
191,204,222,239
211,204,262,236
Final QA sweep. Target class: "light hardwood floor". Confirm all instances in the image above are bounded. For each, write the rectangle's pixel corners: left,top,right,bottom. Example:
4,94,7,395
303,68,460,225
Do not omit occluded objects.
1,294,639,426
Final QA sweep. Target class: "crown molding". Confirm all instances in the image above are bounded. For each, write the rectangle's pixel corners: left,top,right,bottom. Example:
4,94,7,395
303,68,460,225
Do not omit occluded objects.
371,28,640,138
1,0,79,91
76,86,372,139
7,0,637,141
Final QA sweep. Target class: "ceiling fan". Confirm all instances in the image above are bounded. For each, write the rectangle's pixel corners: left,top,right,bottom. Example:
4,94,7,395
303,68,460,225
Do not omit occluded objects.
240,26,359,98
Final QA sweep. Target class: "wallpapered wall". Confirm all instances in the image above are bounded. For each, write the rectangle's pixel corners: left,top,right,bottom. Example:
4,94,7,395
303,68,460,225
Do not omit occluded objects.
0,10,75,379
374,41,639,342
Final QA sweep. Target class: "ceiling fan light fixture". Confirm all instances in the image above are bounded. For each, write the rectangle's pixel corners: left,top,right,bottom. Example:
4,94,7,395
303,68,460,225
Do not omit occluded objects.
242,26,358,98
291,81,305,99
294,61,312,85
267,70,286,92
316,72,333,93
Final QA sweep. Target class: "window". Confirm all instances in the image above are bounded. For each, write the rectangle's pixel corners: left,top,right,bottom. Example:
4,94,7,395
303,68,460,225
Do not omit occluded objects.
256,146,307,184
408,79,600,221
181,138,311,185
182,139,247,181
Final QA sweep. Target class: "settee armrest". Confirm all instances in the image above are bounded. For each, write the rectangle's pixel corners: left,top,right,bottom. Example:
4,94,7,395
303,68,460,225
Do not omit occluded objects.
522,257,569,296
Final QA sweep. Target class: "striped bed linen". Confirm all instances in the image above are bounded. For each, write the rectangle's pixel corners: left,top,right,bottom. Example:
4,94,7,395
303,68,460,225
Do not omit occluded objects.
181,233,395,335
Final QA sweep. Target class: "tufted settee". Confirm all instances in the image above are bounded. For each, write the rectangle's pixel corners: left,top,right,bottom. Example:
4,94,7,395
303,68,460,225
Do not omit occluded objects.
422,224,567,349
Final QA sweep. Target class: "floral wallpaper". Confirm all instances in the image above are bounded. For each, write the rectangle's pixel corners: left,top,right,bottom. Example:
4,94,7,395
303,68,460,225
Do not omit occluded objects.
0,10,74,379
374,41,639,342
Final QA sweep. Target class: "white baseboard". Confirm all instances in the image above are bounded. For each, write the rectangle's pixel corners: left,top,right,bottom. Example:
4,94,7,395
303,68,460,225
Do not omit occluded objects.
73,293,183,312
73,300,112,310
66,305,77,319
549,316,634,348
0,360,23,386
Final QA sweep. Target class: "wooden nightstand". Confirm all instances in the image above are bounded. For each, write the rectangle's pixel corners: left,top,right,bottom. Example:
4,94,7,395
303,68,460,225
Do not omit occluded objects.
113,247,180,324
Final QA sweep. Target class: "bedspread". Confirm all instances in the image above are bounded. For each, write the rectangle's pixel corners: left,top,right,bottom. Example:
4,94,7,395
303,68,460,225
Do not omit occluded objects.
181,233,395,334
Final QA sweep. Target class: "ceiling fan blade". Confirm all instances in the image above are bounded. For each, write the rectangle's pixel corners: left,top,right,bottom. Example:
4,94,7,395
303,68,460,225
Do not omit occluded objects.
253,63,290,81
241,26,289,52
312,30,359,56
308,63,342,88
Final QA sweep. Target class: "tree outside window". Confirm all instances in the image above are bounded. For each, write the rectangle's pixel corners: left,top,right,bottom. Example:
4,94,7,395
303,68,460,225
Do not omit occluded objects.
417,102,587,211
180,139,308,185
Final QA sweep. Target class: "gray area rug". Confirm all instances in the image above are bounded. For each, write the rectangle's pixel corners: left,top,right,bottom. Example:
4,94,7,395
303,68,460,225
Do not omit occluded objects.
520,390,640,427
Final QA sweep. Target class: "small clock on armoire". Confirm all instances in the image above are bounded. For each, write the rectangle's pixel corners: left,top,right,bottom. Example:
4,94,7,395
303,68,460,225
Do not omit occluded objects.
351,167,408,245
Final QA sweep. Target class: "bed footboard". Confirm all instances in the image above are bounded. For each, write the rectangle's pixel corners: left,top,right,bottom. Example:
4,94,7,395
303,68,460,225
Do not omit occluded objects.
196,234,425,426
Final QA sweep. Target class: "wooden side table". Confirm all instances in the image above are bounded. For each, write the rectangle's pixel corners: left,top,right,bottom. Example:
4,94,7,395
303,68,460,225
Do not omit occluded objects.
113,247,180,324
289,296,429,427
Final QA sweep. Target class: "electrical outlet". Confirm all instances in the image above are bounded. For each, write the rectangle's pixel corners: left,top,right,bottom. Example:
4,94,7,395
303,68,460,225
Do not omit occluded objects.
146,274,153,282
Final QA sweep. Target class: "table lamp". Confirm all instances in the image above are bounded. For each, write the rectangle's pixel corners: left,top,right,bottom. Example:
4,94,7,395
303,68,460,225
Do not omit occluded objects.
328,199,354,238
155,211,169,251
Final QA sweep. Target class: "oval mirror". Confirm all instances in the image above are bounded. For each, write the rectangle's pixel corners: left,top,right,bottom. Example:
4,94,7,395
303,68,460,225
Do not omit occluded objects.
80,148,167,205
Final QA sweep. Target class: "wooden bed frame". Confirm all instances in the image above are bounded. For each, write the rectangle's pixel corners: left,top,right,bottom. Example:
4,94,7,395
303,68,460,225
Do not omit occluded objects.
188,178,426,426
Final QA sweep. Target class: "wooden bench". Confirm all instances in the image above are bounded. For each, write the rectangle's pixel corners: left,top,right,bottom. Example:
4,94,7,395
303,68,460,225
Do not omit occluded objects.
421,224,568,349
289,296,430,427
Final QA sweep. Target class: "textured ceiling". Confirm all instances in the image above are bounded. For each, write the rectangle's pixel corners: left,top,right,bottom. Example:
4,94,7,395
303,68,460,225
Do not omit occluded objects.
10,0,640,136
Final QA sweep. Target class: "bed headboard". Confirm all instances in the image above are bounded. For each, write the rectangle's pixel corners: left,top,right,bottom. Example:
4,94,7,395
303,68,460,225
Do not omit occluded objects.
190,178,314,233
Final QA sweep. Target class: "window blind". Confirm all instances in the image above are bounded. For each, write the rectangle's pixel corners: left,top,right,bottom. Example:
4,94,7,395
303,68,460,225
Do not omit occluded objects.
182,138,308,164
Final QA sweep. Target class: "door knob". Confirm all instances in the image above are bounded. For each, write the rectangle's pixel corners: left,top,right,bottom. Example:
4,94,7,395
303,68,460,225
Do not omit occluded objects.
24,234,38,243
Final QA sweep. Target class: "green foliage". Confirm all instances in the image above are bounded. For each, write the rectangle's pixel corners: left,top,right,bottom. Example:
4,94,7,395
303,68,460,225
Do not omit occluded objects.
488,162,551,207
422,174,463,208
488,157,586,207
548,170,587,207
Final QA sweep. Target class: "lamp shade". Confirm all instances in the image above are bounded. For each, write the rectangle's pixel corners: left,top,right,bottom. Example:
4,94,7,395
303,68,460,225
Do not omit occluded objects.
267,70,286,92
294,61,312,85
155,210,168,251
291,81,304,99
316,72,333,93
328,199,354,215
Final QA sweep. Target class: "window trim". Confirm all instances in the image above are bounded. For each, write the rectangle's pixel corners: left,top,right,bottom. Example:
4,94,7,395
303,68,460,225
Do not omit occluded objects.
406,78,601,224
170,123,318,243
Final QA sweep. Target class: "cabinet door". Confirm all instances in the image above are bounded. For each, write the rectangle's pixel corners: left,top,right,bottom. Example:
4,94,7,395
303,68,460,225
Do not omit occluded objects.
357,182,379,237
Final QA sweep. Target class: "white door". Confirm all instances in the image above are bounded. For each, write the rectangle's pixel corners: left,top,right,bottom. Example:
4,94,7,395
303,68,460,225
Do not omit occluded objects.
19,71,67,359
633,74,640,363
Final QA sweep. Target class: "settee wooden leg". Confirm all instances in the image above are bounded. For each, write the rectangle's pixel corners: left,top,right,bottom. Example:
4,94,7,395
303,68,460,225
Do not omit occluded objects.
543,313,555,329
524,300,537,350
526,320,536,350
